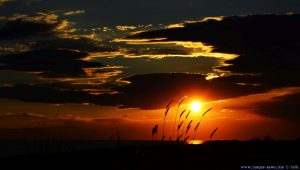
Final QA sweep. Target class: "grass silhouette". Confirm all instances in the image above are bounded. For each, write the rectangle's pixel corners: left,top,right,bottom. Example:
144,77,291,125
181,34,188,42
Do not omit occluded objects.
172,96,187,140
156,97,217,144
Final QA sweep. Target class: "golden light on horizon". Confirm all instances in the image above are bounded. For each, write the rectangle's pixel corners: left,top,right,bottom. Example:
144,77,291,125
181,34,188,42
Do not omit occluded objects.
190,101,202,112
188,139,205,145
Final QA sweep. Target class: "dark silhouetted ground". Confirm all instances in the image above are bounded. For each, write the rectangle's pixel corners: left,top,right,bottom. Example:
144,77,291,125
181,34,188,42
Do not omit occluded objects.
1,140,299,169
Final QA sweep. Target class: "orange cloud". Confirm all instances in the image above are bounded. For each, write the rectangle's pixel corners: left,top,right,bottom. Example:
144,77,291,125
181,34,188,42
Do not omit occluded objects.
116,25,137,31
63,10,86,16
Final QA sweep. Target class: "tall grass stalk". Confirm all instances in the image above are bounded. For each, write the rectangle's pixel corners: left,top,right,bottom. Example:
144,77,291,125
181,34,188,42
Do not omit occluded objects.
184,121,192,143
162,99,173,141
176,134,183,143
192,108,212,142
103,114,127,140
177,109,186,137
210,128,218,140
181,110,190,133
179,110,186,118
182,110,191,142
185,120,193,138
183,136,190,144
166,99,174,110
178,120,184,131
172,96,187,140
152,124,159,143
162,107,170,141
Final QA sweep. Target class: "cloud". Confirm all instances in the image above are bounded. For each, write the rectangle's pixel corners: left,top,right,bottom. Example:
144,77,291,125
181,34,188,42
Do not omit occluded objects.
0,73,265,109
128,14,300,75
0,49,103,78
94,56,220,77
123,14,300,111
253,92,300,121
124,48,191,56
93,73,270,109
32,38,116,53
0,72,299,110
93,46,206,59
0,12,69,40
116,25,137,31
1,14,300,111
0,81,120,107
0,42,30,55
0,47,123,95
0,112,47,120
102,39,238,59
0,111,50,130
165,16,224,29
63,10,85,16
96,70,300,109
0,84,92,104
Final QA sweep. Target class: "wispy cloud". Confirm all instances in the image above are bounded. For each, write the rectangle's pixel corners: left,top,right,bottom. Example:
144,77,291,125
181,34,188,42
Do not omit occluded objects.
112,38,238,60
63,10,85,16
116,25,137,31
0,12,70,40
165,16,224,29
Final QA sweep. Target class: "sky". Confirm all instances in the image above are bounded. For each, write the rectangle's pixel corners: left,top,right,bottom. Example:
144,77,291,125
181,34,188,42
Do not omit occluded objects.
0,0,300,141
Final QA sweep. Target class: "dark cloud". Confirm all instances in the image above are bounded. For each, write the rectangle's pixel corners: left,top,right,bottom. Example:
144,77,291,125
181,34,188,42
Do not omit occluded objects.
96,71,300,109
124,15,300,112
95,73,270,109
253,92,300,121
0,70,39,85
0,49,103,78
95,56,219,76
1,72,300,109
32,38,116,53
0,84,91,104
0,112,47,120
0,12,68,40
129,14,300,51
0,73,267,109
129,14,300,74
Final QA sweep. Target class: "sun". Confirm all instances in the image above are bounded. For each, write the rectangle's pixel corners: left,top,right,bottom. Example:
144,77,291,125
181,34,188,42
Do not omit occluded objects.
190,101,202,112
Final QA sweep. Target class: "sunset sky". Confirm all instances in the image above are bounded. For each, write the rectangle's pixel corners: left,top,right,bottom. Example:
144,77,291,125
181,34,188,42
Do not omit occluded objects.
0,0,300,141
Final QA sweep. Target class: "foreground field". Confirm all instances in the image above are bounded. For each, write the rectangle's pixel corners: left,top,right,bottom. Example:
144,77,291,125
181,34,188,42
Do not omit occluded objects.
1,140,299,169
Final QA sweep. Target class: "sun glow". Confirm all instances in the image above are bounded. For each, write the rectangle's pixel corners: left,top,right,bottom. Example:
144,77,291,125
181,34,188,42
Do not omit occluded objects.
190,101,202,112
188,139,205,145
